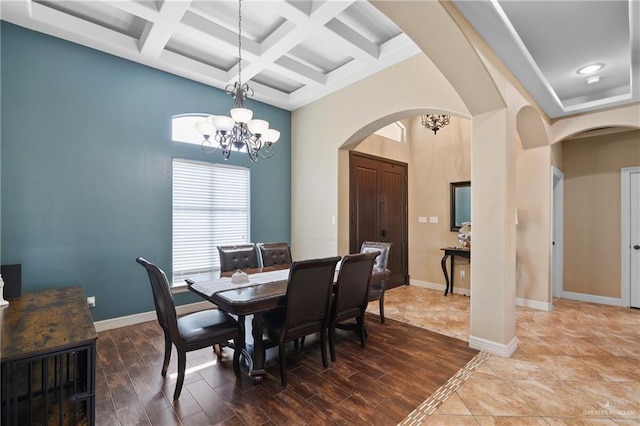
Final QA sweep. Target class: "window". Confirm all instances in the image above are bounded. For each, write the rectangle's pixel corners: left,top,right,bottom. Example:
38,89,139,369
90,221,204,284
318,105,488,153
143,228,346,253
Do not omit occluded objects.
374,121,406,143
172,159,250,286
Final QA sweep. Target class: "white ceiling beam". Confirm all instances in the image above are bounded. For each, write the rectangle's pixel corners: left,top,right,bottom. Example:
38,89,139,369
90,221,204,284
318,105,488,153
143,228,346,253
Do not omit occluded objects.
177,11,262,59
324,19,379,59
274,56,326,85
98,0,159,22
271,0,375,64
3,1,140,54
139,0,191,57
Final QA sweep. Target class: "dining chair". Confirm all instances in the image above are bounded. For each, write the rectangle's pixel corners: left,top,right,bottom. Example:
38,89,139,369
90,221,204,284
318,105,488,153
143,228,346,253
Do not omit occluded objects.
328,252,379,362
135,257,242,400
261,256,341,386
257,242,292,267
217,244,259,273
360,241,392,323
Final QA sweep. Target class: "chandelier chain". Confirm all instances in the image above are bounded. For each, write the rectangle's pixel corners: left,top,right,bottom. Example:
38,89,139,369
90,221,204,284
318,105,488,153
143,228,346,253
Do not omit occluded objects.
237,0,242,87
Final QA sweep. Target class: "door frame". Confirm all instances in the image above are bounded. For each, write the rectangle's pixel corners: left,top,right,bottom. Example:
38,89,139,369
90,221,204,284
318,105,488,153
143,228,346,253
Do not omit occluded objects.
550,166,564,300
621,166,640,307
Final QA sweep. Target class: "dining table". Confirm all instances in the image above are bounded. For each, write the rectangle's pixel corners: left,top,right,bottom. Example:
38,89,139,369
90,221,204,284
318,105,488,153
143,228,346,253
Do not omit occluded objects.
186,264,391,384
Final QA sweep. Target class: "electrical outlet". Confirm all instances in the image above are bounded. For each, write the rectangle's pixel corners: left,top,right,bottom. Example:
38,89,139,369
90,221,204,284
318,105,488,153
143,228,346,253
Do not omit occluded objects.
87,296,96,308
459,270,465,278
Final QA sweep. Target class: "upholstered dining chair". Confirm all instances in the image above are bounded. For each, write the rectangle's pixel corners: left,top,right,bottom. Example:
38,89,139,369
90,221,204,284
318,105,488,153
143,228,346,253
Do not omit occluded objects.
360,241,392,323
328,251,379,362
136,257,242,400
261,256,341,386
217,244,259,273
257,242,292,267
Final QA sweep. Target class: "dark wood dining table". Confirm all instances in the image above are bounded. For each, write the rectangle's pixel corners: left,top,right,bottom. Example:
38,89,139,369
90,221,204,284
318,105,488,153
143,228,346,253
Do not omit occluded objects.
186,264,391,384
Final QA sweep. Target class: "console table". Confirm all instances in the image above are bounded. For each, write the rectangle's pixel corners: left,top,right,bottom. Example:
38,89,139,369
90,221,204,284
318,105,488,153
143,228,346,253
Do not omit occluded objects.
1,286,97,425
440,247,471,296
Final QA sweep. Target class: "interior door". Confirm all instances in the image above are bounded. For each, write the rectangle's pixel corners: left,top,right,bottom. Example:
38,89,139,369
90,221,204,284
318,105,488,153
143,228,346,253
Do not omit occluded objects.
350,152,408,288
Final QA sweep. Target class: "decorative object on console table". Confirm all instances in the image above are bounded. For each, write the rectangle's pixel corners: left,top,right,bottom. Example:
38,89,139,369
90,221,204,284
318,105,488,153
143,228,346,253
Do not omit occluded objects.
458,222,471,248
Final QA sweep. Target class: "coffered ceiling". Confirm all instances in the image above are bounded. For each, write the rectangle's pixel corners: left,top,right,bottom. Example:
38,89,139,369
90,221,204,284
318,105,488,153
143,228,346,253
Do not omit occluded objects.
2,0,638,119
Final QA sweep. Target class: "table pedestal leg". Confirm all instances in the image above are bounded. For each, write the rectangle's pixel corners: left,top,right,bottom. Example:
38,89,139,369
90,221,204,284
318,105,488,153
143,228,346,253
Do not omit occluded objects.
249,313,266,384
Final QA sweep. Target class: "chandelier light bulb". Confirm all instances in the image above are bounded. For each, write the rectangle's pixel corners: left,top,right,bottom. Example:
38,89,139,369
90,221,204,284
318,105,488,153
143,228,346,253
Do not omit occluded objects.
263,128,280,143
247,119,269,135
212,115,234,132
230,107,253,124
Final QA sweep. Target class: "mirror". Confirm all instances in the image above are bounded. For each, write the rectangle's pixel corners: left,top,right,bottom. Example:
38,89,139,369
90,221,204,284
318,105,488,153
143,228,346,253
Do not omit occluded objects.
450,181,471,231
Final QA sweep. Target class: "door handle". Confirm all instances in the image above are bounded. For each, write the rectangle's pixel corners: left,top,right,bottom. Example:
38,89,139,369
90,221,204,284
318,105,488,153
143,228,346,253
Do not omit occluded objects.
381,229,387,238
634,245,640,250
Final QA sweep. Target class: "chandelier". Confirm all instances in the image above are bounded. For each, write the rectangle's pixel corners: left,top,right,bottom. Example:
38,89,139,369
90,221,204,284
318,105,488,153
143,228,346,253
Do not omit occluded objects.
196,0,280,162
421,114,451,134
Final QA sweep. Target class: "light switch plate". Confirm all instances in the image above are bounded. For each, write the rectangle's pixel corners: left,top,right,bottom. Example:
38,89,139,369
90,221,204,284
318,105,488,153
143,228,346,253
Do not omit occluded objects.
429,216,439,223
418,216,427,224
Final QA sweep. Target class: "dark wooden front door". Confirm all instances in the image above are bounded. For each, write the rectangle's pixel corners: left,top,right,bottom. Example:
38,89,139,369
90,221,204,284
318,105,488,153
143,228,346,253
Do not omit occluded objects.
349,152,408,288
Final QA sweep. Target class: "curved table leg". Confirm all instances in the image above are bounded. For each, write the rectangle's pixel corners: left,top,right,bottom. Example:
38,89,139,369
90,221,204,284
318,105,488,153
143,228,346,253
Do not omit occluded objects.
441,253,451,296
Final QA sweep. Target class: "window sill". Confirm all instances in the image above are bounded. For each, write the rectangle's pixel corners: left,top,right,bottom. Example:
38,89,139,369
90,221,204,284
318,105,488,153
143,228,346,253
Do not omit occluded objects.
171,283,189,294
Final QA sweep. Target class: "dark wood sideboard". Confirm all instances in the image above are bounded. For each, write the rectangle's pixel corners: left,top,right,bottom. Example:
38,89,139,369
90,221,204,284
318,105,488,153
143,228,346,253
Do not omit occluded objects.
1,286,97,425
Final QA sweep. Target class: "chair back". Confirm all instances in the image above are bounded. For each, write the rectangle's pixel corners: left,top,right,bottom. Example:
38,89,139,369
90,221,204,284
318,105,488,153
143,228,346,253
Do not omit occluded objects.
217,244,259,272
332,252,379,319
136,257,180,340
360,241,392,269
283,256,341,338
258,242,292,267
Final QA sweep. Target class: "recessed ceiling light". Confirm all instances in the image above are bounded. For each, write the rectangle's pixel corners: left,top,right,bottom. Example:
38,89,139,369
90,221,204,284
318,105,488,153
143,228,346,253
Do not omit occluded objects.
577,63,604,75
586,76,601,84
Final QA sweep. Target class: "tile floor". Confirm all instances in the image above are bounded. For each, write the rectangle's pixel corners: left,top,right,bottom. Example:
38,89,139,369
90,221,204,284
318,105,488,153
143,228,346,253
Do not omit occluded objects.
373,286,640,425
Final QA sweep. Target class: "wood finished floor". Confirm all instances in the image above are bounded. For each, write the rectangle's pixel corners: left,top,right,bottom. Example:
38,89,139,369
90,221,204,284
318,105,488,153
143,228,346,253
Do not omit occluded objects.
95,312,478,425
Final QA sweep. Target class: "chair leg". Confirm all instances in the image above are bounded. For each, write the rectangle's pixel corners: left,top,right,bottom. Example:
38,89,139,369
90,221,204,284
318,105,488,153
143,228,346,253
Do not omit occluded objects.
379,291,386,324
357,314,367,348
161,334,172,376
278,341,287,386
213,343,223,360
232,337,242,378
328,324,336,362
320,329,328,369
173,350,186,400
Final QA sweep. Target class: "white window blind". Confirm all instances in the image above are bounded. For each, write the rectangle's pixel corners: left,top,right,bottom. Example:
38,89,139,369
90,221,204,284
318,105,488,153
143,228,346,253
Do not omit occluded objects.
172,159,250,285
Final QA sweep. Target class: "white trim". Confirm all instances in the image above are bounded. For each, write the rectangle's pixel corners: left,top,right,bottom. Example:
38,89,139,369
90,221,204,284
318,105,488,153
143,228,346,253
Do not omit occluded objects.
550,166,564,300
515,298,553,311
93,301,212,333
561,291,624,307
621,166,640,307
409,279,471,296
469,335,518,357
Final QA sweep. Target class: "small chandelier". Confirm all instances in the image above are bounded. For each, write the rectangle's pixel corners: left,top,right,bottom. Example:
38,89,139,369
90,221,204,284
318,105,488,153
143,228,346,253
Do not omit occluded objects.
196,0,280,162
421,114,451,134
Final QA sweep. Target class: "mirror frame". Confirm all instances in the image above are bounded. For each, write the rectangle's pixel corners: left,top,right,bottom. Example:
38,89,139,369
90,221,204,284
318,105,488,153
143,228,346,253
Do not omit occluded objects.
450,181,471,232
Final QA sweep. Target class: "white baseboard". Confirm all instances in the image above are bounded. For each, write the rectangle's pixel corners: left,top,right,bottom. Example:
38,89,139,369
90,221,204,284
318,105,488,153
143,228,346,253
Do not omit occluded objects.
409,279,470,296
561,291,624,307
94,301,212,332
469,335,518,357
516,297,553,311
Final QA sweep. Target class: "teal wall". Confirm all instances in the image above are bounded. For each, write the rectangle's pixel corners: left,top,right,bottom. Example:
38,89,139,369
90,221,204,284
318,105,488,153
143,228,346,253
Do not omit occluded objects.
0,22,291,321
